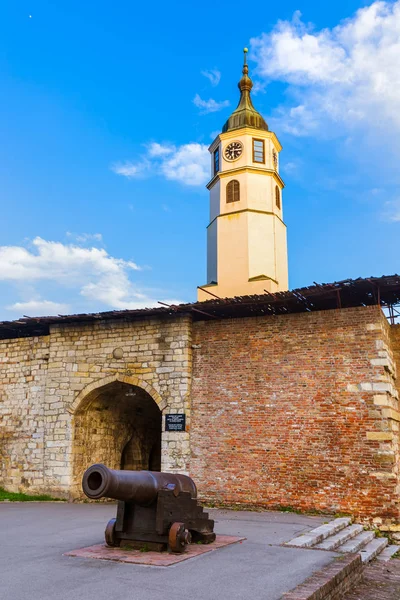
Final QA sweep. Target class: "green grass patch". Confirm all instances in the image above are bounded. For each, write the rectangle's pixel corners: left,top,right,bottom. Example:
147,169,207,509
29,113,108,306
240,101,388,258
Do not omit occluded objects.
0,487,64,502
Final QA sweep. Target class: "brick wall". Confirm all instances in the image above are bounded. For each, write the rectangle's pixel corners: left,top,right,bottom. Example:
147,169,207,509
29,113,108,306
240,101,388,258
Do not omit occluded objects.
191,306,400,524
1,306,400,523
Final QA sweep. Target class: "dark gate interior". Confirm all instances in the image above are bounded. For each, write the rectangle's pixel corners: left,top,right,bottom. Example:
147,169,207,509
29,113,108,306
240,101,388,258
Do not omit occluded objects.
73,382,162,497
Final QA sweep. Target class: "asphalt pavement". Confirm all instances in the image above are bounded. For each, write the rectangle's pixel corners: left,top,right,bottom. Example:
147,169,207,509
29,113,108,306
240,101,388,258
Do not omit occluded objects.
0,503,337,600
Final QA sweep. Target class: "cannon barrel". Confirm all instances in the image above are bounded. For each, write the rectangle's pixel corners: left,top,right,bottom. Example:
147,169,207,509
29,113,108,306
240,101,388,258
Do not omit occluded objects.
82,464,197,506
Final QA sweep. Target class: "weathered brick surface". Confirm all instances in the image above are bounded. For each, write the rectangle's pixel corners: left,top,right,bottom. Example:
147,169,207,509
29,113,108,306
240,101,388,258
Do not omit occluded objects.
1,305,400,521
190,306,400,522
343,558,400,600
281,554,363,600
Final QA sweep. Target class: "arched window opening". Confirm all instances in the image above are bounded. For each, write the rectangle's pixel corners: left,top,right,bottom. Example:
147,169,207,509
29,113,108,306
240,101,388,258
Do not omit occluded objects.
275,185,281,209
227,180,240,203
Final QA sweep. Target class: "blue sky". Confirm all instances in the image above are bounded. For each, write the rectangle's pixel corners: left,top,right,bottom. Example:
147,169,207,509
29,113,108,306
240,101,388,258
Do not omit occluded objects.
0,0,399,318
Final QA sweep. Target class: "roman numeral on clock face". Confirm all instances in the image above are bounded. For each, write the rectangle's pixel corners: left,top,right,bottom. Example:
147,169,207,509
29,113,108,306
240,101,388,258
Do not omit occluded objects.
224,141,243,161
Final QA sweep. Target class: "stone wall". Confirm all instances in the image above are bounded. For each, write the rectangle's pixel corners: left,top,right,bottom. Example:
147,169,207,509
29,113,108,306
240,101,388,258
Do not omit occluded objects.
191,306,400,525
1,306,400,523
390,324,400,397
0,335,49,492
0,316,192,498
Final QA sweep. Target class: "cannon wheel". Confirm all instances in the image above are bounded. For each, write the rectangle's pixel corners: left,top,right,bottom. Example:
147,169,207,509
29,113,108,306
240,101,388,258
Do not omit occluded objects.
169,522,191,553
105,518,119,547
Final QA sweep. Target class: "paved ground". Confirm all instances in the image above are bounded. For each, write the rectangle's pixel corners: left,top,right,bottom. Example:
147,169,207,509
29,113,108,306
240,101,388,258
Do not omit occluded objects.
343,558,400,600
0,503,338,600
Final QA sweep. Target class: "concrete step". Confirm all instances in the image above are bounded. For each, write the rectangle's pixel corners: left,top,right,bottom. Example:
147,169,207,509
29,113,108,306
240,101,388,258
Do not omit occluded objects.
359,537,388,563
314,524,364,551
285,517,352,548
376,544,400,561
336,530,375,553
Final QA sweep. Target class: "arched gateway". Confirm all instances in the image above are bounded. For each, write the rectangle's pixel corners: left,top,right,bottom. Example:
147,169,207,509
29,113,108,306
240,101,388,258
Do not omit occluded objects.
70,375,164,498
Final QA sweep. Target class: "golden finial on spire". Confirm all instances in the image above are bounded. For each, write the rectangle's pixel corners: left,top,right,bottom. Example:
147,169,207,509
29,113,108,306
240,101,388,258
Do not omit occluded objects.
243,47,249,74
221,46,269,133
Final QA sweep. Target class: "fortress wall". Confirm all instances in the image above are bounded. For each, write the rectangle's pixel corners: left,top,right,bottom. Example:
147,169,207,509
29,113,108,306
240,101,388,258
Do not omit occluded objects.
0,335,49,493
191,305,400,526
0,316,193,497
2,305,399,525
390,324,400,397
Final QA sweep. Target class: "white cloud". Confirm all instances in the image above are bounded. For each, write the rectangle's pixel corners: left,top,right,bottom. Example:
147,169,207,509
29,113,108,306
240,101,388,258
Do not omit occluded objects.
281,160,300,174
251,80,267,95
193,94,230,114
147,143,175,157
250,2,400,138
201,69,221,86
0,237,185,317
113,142,209,187
6,299,70,315
111,159,150,179
66,232,103,243
159,143,209,186
0,237,141,282
383,199,400,222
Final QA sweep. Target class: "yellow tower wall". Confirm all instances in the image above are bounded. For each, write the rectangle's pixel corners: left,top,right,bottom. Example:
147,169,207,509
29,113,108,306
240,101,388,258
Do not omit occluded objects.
198,127,289,301
216,212,249,297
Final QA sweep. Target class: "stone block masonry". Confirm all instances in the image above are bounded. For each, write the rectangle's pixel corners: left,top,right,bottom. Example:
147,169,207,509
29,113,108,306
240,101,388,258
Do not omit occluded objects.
0,335,50,492
390,324,400,399
1,304,400,524
0,316,192,498
190,306,400,525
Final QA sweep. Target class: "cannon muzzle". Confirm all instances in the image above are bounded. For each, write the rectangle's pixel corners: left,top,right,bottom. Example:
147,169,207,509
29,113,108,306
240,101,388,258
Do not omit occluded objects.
82,463,197,506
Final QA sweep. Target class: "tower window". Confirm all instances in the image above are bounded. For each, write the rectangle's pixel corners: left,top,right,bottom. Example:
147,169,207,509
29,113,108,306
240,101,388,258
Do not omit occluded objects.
214,147,220,175
252,139,265,163
275,185,281,209
227,180,240,203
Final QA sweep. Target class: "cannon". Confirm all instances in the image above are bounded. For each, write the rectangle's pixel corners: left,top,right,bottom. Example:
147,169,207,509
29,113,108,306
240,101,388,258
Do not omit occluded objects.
82,464,216,553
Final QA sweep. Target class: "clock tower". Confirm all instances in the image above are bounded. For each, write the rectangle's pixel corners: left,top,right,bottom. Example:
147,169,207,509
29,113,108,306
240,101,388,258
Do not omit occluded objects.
197,49,289,301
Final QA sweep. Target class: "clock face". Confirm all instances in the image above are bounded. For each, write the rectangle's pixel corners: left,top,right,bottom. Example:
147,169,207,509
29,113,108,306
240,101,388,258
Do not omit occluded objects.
224,141,243,161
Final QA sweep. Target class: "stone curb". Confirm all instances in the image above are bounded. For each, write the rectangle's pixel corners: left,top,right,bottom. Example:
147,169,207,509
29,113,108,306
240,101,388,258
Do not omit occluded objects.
280,554,363,600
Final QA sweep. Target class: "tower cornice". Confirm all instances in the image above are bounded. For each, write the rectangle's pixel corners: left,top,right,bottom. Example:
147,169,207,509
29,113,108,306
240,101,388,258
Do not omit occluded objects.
209,128,282,153
206,208,287,229
206,165,285,190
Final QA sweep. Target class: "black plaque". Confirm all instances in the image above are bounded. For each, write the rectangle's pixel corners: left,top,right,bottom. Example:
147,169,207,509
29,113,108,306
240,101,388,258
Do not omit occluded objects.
165,414,186,432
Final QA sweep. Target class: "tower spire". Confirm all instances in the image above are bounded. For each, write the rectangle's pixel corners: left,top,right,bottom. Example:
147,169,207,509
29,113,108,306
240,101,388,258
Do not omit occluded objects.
222,48,268,133
198,47,288,302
